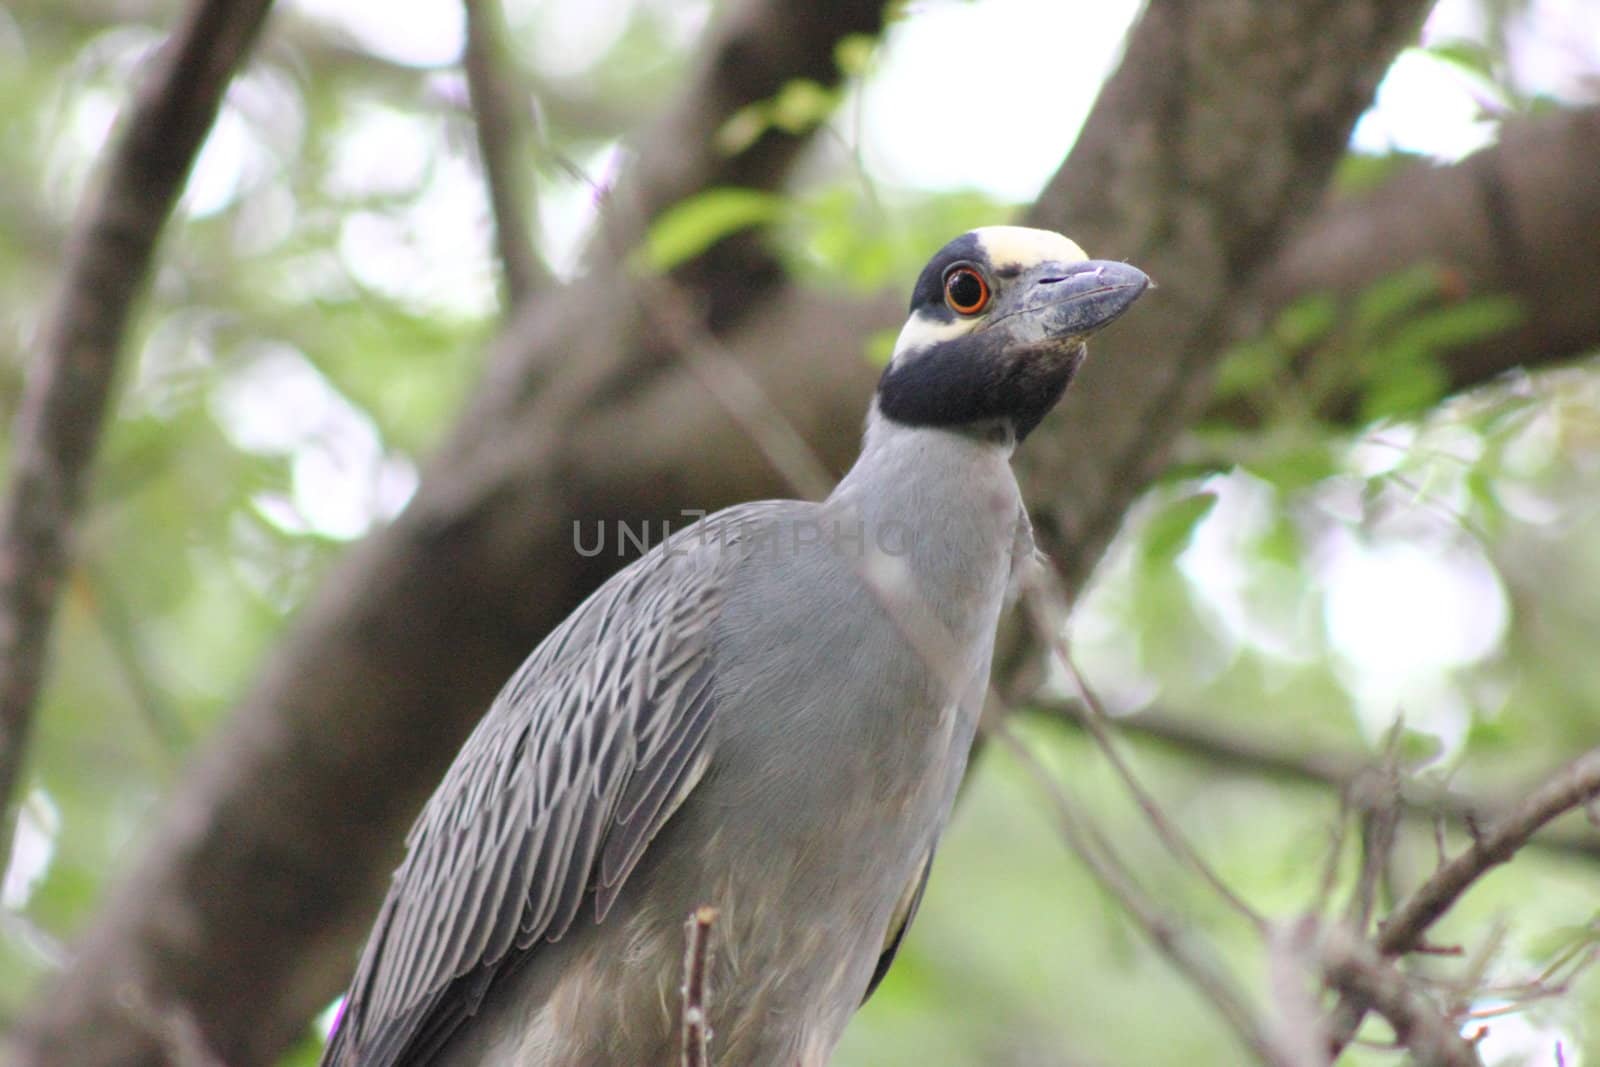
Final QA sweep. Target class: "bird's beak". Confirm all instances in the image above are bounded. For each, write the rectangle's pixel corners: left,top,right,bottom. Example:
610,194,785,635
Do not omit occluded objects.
985,259,1150,347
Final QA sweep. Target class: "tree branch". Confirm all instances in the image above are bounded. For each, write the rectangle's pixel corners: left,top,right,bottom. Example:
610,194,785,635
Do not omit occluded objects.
1019,581,1264,927
461,0,548,307
0,0,271,875
1016,0,1433,589
1313,922,1485,1067
1326,746,1600,1054
1248,103,1600,416
1034,698,1600,863
992,722,1296,1067
680,906,717,1067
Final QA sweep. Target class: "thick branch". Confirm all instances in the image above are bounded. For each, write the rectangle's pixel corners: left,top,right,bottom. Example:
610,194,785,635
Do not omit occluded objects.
1017,0,1430,591
0,0,271,860
1252,103,1600,410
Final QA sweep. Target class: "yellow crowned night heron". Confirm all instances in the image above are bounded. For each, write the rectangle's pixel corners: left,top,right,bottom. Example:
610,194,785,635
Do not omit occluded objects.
322,227,1149,1066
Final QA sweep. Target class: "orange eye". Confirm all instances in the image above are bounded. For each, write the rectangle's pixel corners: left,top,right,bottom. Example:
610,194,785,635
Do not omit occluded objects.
943,266,990,315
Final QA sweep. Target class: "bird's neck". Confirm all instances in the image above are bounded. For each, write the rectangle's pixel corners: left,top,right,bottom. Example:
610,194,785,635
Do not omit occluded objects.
833,405,1019,504
822,409,1025,643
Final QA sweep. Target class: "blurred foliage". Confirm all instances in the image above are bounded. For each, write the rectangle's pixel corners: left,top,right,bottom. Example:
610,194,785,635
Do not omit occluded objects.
1,0,1598,1064
715,33,878,156
637,186,787,272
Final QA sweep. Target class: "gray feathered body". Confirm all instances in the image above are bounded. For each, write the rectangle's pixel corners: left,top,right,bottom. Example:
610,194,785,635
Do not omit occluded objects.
327,417,1032,1067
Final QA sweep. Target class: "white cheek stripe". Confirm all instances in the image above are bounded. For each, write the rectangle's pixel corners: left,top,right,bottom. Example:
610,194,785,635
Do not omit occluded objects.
972,226,1087,270
889,311,977,366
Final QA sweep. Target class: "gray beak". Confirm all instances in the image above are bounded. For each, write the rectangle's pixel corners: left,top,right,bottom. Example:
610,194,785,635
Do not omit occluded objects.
989,259,1151,346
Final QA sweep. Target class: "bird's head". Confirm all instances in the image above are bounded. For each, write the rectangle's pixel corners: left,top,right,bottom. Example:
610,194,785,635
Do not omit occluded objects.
876,226,1149,441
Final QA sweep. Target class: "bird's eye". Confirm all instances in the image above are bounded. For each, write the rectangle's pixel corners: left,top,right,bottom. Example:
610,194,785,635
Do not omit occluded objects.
943,266,991,315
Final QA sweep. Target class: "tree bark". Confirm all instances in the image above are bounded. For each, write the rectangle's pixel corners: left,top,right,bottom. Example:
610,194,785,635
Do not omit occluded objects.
1015,0,1430,587
0,0,273,935
1254,102,1600,407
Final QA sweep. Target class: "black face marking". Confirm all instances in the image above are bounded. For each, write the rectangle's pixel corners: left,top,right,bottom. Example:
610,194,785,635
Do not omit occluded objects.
882,231,1147,442
877,335,1086,441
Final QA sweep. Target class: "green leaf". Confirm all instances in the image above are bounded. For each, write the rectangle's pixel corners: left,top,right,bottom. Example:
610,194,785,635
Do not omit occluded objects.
834,34,878,78
715,104,768,157
280,1028,331,1067
1255,513,1304,569
1352,265,1441,337
714,78,840,154
1335,150,1424,195
1396,728,1443,766
1274,293,1338,350
781,185,1011,293
1425,38,1498,83
1357,294,1522,421
1141,490,1218,564
1396,293,1524,352
1213,338,1284,400
1359,358,1450,422
634,188,786,274
1464,713,1516,752
770,79,837,134
1245,444,1339,493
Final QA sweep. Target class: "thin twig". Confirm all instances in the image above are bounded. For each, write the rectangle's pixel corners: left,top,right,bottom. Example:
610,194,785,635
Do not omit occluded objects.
1443,919,1507,1029
681,906,718,1067
1312,922,1485,1067
461,0,548,307
634,275,836,502
991,722,1296,1067
0,0,272,868
85,561,187,766
1266,923,1332,1067
1020,575,1265,928
1347,721,1404,936
1327,745,1600,1055
535,145,835,502
1451,940,1599,1017
1311,788,1353,921
1033,698,1600,863
1378,746,1600,954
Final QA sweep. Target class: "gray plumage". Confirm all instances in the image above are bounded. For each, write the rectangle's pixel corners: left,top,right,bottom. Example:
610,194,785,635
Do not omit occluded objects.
323,227,1148,1067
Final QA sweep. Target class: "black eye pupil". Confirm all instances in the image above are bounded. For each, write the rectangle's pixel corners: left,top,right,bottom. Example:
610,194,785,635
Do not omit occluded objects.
947,271,983,310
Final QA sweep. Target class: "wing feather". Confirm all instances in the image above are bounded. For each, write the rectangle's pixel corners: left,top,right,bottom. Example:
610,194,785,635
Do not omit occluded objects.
323,504,787,1067
541,783,609,943
600,662,717,890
